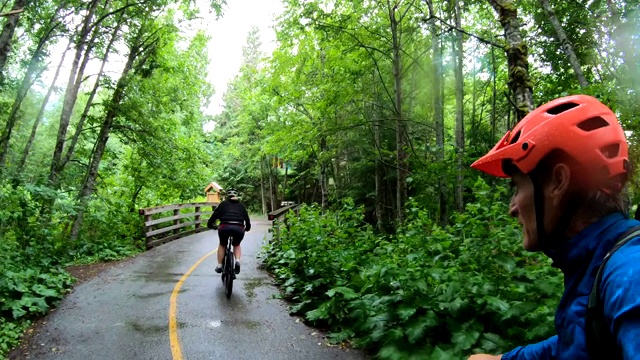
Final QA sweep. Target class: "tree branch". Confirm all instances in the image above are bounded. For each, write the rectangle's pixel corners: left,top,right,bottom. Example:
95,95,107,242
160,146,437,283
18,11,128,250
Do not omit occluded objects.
421,15,505,49
0,8,23,16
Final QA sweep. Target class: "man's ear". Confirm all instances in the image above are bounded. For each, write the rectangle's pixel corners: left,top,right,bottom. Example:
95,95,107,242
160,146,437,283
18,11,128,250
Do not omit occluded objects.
547,163,571,203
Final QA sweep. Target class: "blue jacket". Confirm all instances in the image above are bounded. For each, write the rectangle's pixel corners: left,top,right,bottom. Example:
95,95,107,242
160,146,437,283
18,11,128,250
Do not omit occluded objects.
502,212,640,360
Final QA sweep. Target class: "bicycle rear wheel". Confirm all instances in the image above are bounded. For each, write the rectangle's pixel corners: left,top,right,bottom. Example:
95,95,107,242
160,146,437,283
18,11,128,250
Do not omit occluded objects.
224,248,234,298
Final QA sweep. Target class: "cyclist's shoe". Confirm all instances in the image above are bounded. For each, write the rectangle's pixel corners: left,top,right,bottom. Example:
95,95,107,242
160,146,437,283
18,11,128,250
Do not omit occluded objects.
215,264,223,274
234,261,241,274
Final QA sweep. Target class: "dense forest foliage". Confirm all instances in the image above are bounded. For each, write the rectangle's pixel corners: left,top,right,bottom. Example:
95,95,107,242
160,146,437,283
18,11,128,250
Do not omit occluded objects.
1,0,639,358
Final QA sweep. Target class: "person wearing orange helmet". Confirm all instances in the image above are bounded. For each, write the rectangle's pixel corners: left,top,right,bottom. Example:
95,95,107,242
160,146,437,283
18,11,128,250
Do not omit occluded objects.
468,95,640,359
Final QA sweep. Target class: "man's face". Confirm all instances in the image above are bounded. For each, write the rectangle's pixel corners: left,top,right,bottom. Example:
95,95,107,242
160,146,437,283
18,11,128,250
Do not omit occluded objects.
509,172,540,251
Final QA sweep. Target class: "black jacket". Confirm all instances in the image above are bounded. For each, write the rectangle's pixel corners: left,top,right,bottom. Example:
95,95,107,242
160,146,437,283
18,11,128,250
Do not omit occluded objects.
207,199,251,231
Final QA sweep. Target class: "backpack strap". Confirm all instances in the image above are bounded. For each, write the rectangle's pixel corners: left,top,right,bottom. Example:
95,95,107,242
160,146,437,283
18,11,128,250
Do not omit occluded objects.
586,225,640,359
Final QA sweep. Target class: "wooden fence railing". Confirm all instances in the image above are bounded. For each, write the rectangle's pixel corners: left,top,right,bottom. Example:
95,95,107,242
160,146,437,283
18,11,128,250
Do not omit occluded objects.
267,204,301,239
267,203,300,221
138,202,218,249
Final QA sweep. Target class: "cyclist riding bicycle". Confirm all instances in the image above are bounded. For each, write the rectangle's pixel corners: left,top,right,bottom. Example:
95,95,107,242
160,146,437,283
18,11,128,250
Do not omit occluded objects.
207,188,251,275
469,95,640,359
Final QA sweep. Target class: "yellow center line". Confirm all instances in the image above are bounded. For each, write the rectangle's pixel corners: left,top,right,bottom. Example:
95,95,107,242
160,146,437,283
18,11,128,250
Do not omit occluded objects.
169,251,215,360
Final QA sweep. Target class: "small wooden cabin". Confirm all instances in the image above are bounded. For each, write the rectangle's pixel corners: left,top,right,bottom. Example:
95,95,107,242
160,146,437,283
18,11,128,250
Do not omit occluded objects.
204,182,223,203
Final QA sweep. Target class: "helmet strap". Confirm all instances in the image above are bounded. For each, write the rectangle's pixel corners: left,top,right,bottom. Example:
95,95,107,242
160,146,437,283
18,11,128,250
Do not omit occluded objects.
529,170,581,252
531,171,550,250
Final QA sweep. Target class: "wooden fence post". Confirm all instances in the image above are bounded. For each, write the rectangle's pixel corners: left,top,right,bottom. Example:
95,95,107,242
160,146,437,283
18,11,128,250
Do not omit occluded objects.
145,214,152,249
195,206,201,229
173,209,180,235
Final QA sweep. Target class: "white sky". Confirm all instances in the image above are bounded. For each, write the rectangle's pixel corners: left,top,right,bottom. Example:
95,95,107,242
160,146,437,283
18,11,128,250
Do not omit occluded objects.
203,0,285,115
37,0,284,121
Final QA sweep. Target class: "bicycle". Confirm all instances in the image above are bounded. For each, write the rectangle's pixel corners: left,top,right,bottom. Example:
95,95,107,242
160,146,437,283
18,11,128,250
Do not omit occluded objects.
221,234,235,299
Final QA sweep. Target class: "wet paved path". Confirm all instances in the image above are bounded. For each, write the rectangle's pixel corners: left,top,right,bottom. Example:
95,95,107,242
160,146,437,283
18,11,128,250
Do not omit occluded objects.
18,220,366,360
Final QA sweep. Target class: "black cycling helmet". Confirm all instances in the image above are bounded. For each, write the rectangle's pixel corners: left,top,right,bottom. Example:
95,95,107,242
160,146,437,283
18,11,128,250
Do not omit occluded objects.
226,188,238,198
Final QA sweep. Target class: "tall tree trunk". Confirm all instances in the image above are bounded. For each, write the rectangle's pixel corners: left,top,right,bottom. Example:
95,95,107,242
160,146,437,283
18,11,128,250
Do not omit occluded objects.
388,1,408,224
539,0,588,88
491,36,497,141
471,50,477,140
47,0,100,188
374,134,384,230
0,55,40,172
61,14,123,170
452,0,465,213
488,0,534,120
129,184,142,213
260,154,267,214
17,40,71,175
283,162,288,202
373,97,384,231
0,19,59,174
319,137,329,209
0,65,46,173
426,0,447,226
70,25,137,241
269,157,277,211
273,164,279,209
0,0,25,83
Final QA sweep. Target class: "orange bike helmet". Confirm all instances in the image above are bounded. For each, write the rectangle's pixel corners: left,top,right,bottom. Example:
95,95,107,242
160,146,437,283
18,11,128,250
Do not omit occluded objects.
471,95,629,192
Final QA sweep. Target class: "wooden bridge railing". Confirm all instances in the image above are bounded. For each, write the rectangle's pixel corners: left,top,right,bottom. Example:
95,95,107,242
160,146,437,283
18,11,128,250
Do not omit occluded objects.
267,204,301,240
267,203,300,221
138,202,218,249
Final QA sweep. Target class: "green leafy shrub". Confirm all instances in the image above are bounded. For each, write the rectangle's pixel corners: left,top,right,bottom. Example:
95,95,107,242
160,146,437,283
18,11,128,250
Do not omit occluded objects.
0,318,30,357
263,178,563,359
0,185,76,359
69,196,145,264
0,240,74,359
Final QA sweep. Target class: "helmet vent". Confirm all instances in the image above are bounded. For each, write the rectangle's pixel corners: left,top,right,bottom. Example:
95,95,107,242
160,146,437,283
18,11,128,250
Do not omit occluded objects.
546,102,579,115
509,130,521,144
577,117,609,132
600,143,620,159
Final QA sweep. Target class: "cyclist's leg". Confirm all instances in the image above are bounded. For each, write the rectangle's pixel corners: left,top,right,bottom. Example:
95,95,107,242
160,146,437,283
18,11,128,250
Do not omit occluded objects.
230,226,245,273
216,227,231,273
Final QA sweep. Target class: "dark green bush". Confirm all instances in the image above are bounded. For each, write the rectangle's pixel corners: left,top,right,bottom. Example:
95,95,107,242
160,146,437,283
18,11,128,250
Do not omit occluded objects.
0,180,172,358
0,239,75,359
263,178,563,359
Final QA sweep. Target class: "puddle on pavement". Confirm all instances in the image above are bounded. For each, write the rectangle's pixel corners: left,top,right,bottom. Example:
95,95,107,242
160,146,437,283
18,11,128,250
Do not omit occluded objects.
236,319,261,329
131,271,183,283
243,277,271,300
125,320,186,335
207,319,261,330
133,291,169,299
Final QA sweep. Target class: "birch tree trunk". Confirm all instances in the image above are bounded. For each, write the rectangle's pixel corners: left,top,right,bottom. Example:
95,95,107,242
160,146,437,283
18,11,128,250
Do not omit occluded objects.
488,0,534,120
539,0,588,88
